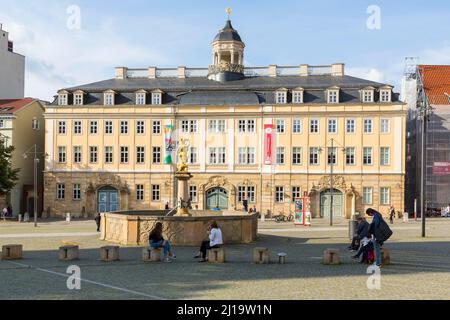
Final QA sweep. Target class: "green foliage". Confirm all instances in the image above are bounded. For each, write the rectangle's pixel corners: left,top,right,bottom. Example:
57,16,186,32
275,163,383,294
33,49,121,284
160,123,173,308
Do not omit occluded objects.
0,141,20,195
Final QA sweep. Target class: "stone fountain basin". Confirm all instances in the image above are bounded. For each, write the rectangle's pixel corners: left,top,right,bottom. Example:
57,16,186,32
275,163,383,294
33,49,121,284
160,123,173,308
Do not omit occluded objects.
100,211,258,246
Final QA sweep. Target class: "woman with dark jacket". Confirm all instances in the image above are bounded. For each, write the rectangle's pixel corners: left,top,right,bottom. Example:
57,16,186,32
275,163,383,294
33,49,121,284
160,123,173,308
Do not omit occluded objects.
366,208,392,267
149,222,176,262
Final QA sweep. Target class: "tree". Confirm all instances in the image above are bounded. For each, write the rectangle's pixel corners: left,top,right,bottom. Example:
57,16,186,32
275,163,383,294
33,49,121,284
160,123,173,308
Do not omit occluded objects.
0,140,20,195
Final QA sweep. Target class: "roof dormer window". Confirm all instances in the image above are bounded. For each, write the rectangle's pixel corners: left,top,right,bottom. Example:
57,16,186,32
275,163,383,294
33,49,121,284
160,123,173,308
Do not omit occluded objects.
380,88,392,103
292,88,304,104
73,91,84,106
58,93,68,106
152,90,163,105
327,87,340,104
275,88,288,104
136,90,147,105
361,87,375,103
104,90,116,106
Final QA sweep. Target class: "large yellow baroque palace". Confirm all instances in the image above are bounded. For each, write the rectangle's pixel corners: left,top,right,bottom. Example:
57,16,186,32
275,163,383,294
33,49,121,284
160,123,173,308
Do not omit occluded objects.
43,18,406,219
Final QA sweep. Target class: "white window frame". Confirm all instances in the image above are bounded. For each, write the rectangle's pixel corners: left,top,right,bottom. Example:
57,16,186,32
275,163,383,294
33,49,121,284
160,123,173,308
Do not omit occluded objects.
328,118,337,134
73,184,81,201
363,119,373,134
89,121,98,135
136,120,145,134
152,146,161,164
380,187,391,205
292,147,302,165
136,184,144,201
136,146,145,164
73,146,82,164
327,90,339,104
363,147,373,165
310,119,319,134
58,146,66,163
380,89,392,103
362,90,374,103
189,186,198,203
293,119,302,134
136,92,146,105
345,147,356,165
105,146,114,164
276,91,287,104
120,121,129,135
292,91,304,104
120,146,129,164
152,185,161,202
89,146,98,164
380,147,390,166
104,120,113,134
73,121,82,135
275,186,285,203
309,147,320,165
58,121,66,135
276,147,285,165
152,120,161,134
380,118,390,134
74,93,83,106
152,93,162,105
104,93,114,106
363,187,373,205
57,184,65,200
346,118,356,134
58,94,68,106
276,119,285,133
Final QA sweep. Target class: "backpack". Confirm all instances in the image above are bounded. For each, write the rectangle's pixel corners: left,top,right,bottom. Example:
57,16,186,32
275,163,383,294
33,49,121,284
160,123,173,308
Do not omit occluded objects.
374,218,393,242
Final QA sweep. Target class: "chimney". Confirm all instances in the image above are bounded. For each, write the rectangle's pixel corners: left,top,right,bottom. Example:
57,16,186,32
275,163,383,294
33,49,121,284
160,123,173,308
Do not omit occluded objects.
331,63,345,76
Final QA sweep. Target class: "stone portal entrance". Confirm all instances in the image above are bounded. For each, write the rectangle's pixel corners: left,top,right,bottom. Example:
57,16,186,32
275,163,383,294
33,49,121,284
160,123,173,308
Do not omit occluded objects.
320,189,344,218
206,187,229,210
98,186,119,213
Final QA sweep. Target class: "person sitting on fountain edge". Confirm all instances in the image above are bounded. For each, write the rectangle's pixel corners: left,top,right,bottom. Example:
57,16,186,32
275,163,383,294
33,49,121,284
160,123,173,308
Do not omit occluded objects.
149,222,176,263
194,220,223,262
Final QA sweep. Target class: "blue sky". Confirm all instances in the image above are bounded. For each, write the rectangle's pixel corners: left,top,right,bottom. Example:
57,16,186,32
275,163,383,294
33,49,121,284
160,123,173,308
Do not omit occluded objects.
1,0,450,100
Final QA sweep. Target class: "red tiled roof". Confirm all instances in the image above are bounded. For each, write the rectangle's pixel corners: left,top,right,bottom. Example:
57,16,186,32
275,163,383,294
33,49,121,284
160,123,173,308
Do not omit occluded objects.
0,98,36,114
418,65,450,105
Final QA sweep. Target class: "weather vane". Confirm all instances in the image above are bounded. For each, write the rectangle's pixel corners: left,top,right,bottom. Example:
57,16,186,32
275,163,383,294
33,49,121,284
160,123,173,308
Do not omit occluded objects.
226,7,232,19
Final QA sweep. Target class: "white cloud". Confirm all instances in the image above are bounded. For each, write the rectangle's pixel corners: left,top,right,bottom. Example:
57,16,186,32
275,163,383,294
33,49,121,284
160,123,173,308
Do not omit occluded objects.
346,67,385,83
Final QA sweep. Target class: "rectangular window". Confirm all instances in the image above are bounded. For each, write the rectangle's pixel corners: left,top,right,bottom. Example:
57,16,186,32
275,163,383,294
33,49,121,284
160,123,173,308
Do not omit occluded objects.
328,90,338,103
181,120,189,133
152,185,160,201
181,120,197,133
105,146,113,164
346,147,356,165
309,147,320,165
238,120,246,133
136,146,145,164
292,186,301,203
363,187,373,205
380,90,391,102
152,147,161,164
57,184,65,200
346,119,355,133
73,121,82,134
32,118,39,130
73,146,82,164
120,146,129,164
217,147,226,164
217,120,226,133
152,121,161,134
105,121,113,134
89,146,98,164
89,121,98,134
363,147,373,165
380,187,390,205
380,119,390,133
310,119,319,133
363,90,374,103
247,120,255,133
209,147,217,164
73,184,81,200
276,92,287,104
247,186,255,203
136,93,146,105
380,147,390,166
276,119,285,133
136,121,145,134
152,93,161,105
364,119,373,134
328,119,337,134
104,93,114,105
208,147,226,164
189,147,197,164
238,186,246,203
58,146,66,163
74,94,83,105
189,186,198,203
275,186,284,203
327,147,337,165
58,121,66,134
293,91,303,103
120,121,128,134
58,95,68,106
238,147,255,165
293,119,302,133
292,147,302,165
276,147,285,165
136,185,144,201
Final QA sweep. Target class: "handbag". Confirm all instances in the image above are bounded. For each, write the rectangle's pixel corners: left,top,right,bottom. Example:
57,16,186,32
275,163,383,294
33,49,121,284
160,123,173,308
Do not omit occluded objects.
374,218,393,242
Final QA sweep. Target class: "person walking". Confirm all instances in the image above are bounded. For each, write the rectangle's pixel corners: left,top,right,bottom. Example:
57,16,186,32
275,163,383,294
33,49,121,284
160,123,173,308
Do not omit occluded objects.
194,221,223,262
389,206,395,224
366,208,393,267
149,222,176,262
1,207,6,220
94,213,101,232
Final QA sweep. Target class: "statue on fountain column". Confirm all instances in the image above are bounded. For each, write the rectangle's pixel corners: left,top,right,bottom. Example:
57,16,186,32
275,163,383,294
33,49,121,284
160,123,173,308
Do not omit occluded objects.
177,138,189,173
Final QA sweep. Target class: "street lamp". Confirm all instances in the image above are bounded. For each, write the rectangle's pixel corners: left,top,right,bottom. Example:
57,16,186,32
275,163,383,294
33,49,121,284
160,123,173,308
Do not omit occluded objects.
23,144,47,228
319,138,346,226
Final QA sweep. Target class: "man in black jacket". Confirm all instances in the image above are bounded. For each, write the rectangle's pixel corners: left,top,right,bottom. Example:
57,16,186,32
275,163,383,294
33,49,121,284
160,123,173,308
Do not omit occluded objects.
348,217,369,251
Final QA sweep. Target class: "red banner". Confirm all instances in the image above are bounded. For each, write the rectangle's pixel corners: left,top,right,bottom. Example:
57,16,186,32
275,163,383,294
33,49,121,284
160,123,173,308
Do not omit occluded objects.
264,124,273,165
433,162,450,175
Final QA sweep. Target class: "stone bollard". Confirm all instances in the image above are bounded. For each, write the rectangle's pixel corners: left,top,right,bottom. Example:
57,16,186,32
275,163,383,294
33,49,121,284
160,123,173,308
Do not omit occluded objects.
59,245,79,261
381,248,391,265
253,247,270,264
24,212,29,222
142,248,162,262
66,213,71,222
323,249,340,265
100,246,120,262
278,252,287,264
1,244,23,260
18,214,22,222
208,248,225,263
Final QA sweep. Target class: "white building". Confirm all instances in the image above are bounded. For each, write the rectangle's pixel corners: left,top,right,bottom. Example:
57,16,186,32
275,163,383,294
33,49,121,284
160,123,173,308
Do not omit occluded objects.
0,23,25,99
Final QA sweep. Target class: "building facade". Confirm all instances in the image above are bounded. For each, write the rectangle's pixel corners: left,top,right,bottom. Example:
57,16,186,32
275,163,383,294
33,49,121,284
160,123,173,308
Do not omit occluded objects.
0,23,25,99
44,19,407,218
0,98,45,216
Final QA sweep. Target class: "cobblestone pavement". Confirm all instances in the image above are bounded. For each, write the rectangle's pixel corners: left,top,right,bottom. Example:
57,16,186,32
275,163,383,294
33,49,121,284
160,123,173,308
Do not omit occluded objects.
1,217,449,300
